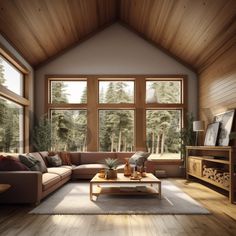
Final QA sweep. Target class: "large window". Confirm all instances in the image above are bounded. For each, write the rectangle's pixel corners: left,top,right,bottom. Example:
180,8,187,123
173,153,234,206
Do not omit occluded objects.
145,79,184,159
0,54,27,153
46,76,186,158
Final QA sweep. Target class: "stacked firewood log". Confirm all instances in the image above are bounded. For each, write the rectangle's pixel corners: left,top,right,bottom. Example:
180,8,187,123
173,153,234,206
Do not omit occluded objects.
202,165,230,188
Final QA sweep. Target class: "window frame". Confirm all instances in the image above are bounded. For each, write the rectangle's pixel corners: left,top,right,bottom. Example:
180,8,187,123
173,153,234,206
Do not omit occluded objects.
46,75,187,156
0,44,30,153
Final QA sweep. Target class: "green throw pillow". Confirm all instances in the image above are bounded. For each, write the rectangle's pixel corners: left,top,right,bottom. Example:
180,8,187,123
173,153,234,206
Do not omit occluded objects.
19,154,45,172
46,154,62,167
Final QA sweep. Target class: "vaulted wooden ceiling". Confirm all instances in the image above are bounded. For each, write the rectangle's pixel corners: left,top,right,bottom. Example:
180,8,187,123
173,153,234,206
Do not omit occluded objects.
0,0,235,72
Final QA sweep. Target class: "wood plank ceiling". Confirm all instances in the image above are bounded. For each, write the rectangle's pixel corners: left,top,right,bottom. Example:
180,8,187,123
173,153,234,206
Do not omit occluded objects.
0,0,235,73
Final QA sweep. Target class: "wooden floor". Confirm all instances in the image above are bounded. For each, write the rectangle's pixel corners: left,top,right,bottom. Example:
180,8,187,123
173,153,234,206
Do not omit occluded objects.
0,179,236,236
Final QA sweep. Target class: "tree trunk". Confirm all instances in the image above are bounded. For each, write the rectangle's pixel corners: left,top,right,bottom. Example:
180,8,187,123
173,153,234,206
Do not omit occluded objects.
152,131,155,154
161,133,165,154
156,134,160,154
118,130,122,152
110,132,114,152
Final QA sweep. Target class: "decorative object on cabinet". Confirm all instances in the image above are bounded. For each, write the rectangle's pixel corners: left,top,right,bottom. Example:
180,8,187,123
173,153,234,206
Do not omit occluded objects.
193,120,205,146
186,146,236,204
214,109,235,146
204,122,220,146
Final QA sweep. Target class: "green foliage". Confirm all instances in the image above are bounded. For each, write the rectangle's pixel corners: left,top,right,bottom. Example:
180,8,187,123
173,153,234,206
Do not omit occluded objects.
0,58,5,85
229,132,236,140
179,113,196,159
0,97,21,152
104,158,118,170
33,114,52,151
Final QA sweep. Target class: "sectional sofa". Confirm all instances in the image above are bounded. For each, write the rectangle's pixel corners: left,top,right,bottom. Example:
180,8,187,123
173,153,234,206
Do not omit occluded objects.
0,151,134,204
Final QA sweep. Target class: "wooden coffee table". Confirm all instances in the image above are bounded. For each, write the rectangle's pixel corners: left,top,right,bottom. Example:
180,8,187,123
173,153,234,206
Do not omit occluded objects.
90,173,161,201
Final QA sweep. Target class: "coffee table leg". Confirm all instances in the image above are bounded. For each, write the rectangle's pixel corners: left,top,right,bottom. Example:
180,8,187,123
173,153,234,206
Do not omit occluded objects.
158,182,161,199
90,182,93,201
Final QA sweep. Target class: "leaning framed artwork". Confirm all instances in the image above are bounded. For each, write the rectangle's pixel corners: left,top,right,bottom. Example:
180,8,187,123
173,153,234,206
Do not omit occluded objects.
204,122,220,146
214,109,235,146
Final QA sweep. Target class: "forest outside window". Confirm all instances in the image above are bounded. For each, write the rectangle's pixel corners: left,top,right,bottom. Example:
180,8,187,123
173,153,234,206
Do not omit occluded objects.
50,109,87,151
99,110,134,152
99,81,134,103
0,55,23,96
146,109,182,159
146,80,182,104
50,80,87,104
0,55,26,153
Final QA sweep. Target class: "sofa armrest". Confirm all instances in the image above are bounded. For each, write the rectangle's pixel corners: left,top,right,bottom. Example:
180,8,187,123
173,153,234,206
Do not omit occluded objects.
0,171,42,204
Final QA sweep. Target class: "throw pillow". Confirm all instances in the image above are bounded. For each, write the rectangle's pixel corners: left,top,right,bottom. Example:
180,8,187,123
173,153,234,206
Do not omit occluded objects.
129,151,150,166
28,152,48,173
0,155,29,171
46,154,62,167
59,152,72,165
19,154,47,173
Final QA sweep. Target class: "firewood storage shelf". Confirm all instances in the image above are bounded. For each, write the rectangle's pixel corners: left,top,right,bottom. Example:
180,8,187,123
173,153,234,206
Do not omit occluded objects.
186,146,236,204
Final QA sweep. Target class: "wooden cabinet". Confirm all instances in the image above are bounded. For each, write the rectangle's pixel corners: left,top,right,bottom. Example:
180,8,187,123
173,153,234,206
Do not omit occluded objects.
187,157,202,177
186,146,236,204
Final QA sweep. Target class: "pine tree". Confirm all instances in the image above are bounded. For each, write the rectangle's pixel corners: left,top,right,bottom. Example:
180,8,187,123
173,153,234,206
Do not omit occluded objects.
0,58,5,85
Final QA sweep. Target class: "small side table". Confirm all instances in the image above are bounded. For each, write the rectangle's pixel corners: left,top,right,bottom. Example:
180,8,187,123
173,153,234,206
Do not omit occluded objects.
0,184,11,194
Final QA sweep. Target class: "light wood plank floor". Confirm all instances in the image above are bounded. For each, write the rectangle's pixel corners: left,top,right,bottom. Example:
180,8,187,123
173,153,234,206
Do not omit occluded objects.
0,179,236,236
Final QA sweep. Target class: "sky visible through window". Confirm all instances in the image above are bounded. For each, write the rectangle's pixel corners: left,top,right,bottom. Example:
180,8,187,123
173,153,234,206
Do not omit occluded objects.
0,55,23,96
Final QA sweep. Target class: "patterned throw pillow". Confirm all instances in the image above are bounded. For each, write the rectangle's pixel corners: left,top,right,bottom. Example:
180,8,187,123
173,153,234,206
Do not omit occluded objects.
129,151,150,166
19,154,45,172
0,155,29,171
46,154,62,167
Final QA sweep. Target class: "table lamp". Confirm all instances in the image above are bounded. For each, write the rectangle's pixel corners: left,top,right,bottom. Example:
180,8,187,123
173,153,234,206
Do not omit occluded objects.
193,121,205,146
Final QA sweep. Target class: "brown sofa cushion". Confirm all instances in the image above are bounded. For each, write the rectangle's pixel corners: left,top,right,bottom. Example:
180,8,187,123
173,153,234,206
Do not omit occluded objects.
42,173,61,191
60,152,72,165
0,155,29,171
47,167,71,179
39,151,49,166
80,152,116,164
73,164,106,175
48,151,72,165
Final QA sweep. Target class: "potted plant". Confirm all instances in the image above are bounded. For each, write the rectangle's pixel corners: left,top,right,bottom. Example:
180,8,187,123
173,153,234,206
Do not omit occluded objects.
179,113,196,170
104,158,118,179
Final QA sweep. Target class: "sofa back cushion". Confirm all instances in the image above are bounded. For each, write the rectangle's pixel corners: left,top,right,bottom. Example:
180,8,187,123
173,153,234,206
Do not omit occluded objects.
115,152,135,164
39,151,49,166
80,152,116,164
0,155,29,171
69,152,80,165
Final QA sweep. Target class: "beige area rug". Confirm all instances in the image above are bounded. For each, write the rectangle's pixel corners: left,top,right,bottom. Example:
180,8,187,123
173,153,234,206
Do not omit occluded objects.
30,180,210,215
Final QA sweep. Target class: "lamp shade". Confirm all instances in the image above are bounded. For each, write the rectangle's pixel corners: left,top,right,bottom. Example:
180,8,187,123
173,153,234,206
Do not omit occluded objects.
193,121,205,131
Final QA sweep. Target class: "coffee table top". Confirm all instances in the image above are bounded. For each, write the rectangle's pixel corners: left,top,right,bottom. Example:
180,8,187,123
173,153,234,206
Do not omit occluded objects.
90,173,161,184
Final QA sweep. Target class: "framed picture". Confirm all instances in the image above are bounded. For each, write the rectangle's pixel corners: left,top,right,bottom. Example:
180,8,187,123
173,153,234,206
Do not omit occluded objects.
204,122,220,146
214,109,235,146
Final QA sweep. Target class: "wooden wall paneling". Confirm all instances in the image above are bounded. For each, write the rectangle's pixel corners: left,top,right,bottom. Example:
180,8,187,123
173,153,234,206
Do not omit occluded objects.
199,44,236,127
119,0,236,72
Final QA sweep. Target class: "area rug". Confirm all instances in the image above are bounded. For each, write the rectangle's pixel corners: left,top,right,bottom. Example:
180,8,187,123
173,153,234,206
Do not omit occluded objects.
29,180,210,215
